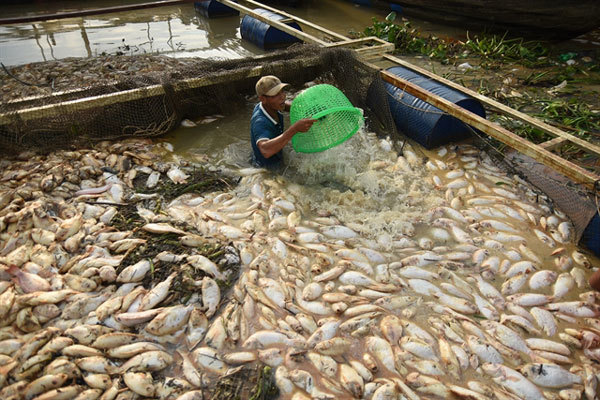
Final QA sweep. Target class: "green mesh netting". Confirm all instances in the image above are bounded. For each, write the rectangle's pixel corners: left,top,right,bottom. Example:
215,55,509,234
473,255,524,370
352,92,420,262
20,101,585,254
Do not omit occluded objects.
290,84,363,153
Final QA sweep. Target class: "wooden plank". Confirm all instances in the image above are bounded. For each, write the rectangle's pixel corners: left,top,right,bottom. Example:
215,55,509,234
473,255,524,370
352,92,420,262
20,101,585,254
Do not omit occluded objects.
539,137,568,151
325,36,394,49
218,0,328,46
377,67,600,189
326,37,395,58
234,0,349,41
354,44,396,59
381,54,600,158
0,0,197,25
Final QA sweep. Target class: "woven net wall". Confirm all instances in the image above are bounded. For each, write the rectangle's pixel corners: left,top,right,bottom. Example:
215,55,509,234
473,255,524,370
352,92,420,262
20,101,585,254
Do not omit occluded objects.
0,45,396,153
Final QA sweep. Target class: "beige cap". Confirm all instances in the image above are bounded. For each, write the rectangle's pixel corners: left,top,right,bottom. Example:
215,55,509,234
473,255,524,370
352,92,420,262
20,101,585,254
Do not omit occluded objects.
256,75,289,97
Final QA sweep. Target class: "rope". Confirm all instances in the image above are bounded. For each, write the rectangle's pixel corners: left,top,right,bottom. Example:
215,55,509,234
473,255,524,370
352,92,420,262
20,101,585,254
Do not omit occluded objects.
388,86,446,115
1,62,54,88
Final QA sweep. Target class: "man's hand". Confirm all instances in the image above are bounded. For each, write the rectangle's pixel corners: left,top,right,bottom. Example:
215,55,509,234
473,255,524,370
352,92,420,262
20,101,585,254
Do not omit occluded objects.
291,118,317,134
257,118,317,159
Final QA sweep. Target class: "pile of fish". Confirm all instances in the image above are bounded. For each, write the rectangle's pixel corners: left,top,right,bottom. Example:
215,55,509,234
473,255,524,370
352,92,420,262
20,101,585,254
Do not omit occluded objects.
0,133,599,400
0,55,200,103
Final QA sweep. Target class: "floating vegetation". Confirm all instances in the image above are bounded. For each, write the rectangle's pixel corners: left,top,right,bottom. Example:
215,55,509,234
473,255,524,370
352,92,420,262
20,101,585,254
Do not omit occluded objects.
211,365,278,400
464,32,548,66
488,97,600,172
362,12,460,63
134,167,236,201
537,98,600,133
362,12,581,69
491,97,600,139
110,203,147,231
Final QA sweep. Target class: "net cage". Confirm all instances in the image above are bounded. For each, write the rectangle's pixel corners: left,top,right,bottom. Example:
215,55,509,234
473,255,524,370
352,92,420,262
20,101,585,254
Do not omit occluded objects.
0,44,598,253
0,45,395,154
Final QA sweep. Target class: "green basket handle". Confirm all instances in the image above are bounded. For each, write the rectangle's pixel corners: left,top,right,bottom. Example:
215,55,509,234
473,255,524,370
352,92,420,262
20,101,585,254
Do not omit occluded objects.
311,106,361,120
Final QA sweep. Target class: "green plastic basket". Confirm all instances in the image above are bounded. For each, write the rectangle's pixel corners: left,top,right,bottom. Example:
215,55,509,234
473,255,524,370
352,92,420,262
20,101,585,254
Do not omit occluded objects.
290,84,363,153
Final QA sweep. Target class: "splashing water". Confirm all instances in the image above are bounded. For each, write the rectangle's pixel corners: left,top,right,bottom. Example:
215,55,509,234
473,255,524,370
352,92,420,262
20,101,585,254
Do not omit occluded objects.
265,128,445,241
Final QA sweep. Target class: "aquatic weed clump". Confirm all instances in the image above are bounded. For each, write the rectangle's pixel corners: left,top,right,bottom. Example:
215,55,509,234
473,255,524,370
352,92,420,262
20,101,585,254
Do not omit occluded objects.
464,32,549,66
210,365,278,400
362,12,461,63
133,167,236,201
362,12,549,67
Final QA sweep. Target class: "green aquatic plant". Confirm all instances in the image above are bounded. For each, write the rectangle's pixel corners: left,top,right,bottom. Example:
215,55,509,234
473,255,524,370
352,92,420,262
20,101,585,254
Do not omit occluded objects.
464,32,548,65
363,12,457,63
535,98,600,135
489,96,600,158
363,13,549,68
489,114,552,144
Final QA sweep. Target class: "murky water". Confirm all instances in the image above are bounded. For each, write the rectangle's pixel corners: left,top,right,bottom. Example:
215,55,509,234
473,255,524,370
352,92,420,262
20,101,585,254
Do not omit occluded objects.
0,0,391,67
0,2,260,67
2,0,597,68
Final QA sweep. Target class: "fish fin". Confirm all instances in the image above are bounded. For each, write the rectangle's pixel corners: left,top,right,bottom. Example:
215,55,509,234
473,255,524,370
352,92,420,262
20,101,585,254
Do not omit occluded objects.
6,264,19,276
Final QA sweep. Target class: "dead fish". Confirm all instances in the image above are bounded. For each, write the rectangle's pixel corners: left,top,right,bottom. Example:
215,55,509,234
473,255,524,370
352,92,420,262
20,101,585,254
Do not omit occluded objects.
116,260,151,283
187,254,225,280
7,264,50,293
192,347,227,374
145,305,193,336
106,342,165,358
114,308,164,327
520,363,581,388
138,272,176,311
482,363,543,400
92,332,140,350
198,116,219,124
142,223,187,235
201,277,220,318
123,371,155,397
167,167,189,184
74,183,112,197
180,119,197,127
118,350,173,373
23,373,70,400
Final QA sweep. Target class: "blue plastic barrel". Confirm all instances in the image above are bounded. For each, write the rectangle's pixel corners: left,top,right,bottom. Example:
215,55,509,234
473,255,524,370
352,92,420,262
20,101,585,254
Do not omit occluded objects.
384,66,486,149
582,212,600,257
240,8,302,49
194,1,238,18
349,0,403,12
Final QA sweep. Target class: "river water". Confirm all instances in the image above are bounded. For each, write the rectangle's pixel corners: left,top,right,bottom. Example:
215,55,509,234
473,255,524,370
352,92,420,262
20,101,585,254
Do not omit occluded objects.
0,0,391,67
3,0,597,68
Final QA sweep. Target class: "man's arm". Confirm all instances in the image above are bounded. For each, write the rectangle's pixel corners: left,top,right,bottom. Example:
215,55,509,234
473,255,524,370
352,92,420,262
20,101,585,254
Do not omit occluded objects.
257,118,316,159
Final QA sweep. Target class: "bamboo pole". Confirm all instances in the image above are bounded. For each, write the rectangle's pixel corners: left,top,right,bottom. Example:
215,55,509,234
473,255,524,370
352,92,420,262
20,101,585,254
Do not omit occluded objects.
235,0,348,41
539,137,568,150
381,53,600,158
218,0,328,46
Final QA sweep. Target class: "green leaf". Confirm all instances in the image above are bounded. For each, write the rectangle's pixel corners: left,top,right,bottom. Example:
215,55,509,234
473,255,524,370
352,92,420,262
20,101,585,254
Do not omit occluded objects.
385,11,397,22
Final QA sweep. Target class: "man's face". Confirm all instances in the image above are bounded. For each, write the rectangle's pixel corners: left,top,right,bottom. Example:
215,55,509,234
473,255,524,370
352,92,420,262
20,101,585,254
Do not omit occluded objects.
261,90,286,112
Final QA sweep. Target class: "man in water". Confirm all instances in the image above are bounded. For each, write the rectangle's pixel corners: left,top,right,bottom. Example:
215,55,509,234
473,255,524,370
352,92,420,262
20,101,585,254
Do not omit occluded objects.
251,75,316,168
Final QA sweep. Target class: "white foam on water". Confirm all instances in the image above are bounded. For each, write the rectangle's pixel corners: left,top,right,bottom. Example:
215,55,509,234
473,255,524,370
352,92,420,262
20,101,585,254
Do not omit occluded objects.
277,128,445,239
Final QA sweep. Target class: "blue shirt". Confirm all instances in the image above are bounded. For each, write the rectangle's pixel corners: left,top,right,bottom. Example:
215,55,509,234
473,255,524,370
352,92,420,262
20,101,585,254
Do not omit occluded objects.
250,103,284,168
